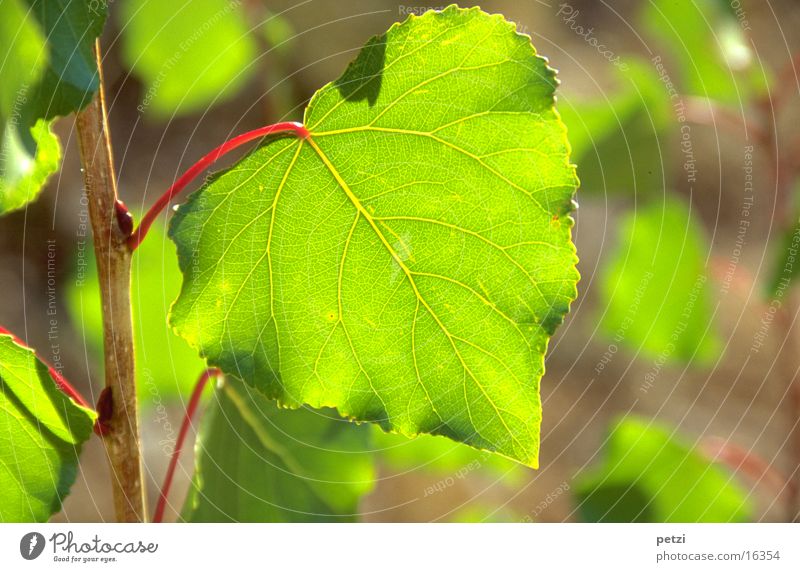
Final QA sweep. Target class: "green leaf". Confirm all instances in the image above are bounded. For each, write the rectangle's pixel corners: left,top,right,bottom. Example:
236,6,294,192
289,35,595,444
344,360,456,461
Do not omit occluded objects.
601,198,720,364
0,0,104,214
183,378,374,522
169,6,579,467
0,118,61,215
559,59,671,196
0,0,53,215
119,0,257,117
68,221,207,402
0,334,95,522
643,0,762,103
374,428,525,485
451,504,519,522
0,0,46,115
574,417,751,522
21,0,107,125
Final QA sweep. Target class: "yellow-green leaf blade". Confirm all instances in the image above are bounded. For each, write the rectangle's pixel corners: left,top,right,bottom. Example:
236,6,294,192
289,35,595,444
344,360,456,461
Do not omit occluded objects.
170,7,578,467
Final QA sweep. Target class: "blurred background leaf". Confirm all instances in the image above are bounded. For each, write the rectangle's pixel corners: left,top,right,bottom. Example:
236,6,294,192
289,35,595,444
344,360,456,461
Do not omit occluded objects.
767,184,800,297
560,58,671,197
600,197,720,364
0,0,102,215
182,377,374,522
642,0,764,104
374,428,527,487
0,118,60,215
119,0,258,117
573,417,751,522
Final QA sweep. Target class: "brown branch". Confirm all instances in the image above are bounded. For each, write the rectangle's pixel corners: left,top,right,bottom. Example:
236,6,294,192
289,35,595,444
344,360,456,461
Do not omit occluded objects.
74,40,145,523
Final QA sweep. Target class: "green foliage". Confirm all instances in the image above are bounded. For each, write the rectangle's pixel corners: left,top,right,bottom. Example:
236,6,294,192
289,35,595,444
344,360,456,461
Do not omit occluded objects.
169,6,578,467
0,335,95,522
0,0,46,114
574,417,751,522
0,0,104,215
643,0,760,103
119,0,257,117
559,59,670,196
0,119,60,215
374,429,525,485
601,198,720,364
68,222,207,402
183,378,374,522
21,0,107,123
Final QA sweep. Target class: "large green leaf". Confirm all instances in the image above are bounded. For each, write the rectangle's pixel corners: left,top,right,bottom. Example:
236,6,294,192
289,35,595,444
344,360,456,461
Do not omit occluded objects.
68,221,207,402
183,378,374,522
119,0,257,117
0,334,95,522
169,7,578,467
574,417,751,522
601,198,720,364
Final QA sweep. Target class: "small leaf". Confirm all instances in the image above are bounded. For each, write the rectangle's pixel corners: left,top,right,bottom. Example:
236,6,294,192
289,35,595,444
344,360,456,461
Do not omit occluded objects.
0,119,61,215
169,7,579,467
574,417,751,522
21,0,107,123
119,0,257,117
68,221,208,402
183,378,374,522
0,0,104,214
601,198,720,364
0,334,95,522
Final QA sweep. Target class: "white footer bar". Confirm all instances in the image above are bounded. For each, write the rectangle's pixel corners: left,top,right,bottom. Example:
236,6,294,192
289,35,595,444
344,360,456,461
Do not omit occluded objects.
1,523,797,570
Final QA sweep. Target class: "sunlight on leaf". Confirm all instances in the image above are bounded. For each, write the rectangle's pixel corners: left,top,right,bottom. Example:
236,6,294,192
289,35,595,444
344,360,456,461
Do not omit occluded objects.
0,335,95,522
169,7,579,467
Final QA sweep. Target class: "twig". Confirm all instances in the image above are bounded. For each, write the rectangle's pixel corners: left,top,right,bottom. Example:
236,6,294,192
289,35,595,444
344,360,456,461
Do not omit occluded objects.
701,436,794,499
153,368,221,523
74,40,145,523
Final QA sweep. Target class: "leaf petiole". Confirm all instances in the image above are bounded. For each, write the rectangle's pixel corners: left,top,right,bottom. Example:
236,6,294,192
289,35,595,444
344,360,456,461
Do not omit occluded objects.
153,367,222,523
0,325,91,410
128,122,309,250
